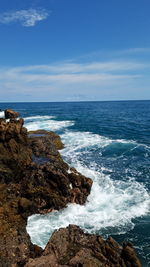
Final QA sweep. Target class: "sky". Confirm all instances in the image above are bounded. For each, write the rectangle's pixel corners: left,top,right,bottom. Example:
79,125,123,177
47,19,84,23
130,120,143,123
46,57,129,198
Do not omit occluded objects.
0,0,150,102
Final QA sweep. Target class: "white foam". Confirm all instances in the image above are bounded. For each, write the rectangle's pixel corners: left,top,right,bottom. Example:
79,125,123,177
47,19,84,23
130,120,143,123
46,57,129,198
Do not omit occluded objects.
27,163,150,249
60,130,139,165
24,115,56,121
62,131,113,149
61,131,137,152
0,111,4,118
26,117,150,249
24,116,74,131
27,129,150,249
60,130,113,164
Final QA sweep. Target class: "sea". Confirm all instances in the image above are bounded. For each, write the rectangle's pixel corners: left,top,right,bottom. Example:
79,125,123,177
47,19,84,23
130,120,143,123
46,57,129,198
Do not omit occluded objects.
0,101,150,266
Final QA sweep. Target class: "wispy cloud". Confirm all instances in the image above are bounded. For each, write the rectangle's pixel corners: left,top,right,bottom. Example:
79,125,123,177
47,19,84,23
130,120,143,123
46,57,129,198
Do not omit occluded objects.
73,47,150,62
0,61,142,88
0,59,148,101
8,61,147,75
0,8,49,27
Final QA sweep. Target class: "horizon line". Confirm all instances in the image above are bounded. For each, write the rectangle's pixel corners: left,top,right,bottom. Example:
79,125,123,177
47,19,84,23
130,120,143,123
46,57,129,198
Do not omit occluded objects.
0,99,150,104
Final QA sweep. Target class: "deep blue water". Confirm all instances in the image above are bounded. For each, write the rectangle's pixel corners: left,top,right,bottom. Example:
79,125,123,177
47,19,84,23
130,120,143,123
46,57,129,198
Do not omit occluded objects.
0,101,150,266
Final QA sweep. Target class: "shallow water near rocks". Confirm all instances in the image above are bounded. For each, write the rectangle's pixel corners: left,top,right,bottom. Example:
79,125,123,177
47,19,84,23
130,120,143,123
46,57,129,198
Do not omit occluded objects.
1,101,150,266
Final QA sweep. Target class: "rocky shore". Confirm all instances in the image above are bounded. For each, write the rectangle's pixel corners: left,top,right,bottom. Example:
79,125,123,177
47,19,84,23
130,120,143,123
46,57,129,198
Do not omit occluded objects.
0,110,141,266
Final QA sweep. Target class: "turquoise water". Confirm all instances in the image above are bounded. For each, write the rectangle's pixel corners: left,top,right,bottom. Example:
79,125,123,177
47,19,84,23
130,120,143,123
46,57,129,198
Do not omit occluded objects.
1,101,150,266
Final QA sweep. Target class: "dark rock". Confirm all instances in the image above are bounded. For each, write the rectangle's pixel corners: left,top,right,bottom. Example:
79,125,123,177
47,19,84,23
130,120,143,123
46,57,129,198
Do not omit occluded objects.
21,159,92,213
18,197,32,212
0,111,92,265
0,118,32,183
25,225,141,267
28,130,64,150
5,109,20,119
122,243,142,267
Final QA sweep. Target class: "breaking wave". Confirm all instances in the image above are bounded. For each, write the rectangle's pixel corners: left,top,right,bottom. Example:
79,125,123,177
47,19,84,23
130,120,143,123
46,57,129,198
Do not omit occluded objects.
26,115,150,249
24,115,74,131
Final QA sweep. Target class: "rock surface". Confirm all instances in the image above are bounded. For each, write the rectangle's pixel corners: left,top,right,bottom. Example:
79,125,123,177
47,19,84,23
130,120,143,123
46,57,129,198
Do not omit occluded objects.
4,109,20,119
25,225,141,267
0,110,141,266
0,118,32,183
0,113,92,266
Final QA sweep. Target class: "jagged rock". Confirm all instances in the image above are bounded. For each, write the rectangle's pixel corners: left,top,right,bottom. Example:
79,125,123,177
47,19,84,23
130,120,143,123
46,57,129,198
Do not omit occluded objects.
0,118,32,183
25,225,141,267
5,109,20,119
0,111,92,265
21,161,92,213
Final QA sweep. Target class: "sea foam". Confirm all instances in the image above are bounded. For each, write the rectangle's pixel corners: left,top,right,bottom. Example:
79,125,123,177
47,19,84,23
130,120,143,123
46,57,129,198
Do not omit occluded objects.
27,163,150,249
24,115,74,131
0,111,5,118
26,115,150,249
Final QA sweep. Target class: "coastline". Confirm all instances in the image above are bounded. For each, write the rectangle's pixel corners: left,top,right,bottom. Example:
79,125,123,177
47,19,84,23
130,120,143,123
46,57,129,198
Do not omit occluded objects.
0,109,141,266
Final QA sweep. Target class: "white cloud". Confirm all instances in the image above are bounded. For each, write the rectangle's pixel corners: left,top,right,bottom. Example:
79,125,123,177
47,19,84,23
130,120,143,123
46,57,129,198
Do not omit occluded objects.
0,61,142,86
0,8,49,27
7,60,147,75
0,58,149,101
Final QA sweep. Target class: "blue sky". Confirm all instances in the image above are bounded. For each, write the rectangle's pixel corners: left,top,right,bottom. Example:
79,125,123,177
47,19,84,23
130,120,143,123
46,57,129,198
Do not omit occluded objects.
0,0,150,102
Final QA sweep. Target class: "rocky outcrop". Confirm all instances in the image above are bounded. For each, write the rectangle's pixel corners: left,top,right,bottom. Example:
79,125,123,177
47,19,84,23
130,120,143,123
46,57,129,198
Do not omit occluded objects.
29,129,64,151
0,118,32,183
0,110,141,266
0,113,92,266
25,225,141,267
5,109,20,119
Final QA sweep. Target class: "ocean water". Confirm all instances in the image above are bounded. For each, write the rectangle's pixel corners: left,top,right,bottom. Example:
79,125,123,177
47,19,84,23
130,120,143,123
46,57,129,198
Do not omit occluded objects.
0,101,150,266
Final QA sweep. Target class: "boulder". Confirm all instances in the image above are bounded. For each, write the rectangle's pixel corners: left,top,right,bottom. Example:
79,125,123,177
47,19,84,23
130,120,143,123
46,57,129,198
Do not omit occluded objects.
28,130,64,150
25,225,141,267
5,109,19,119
